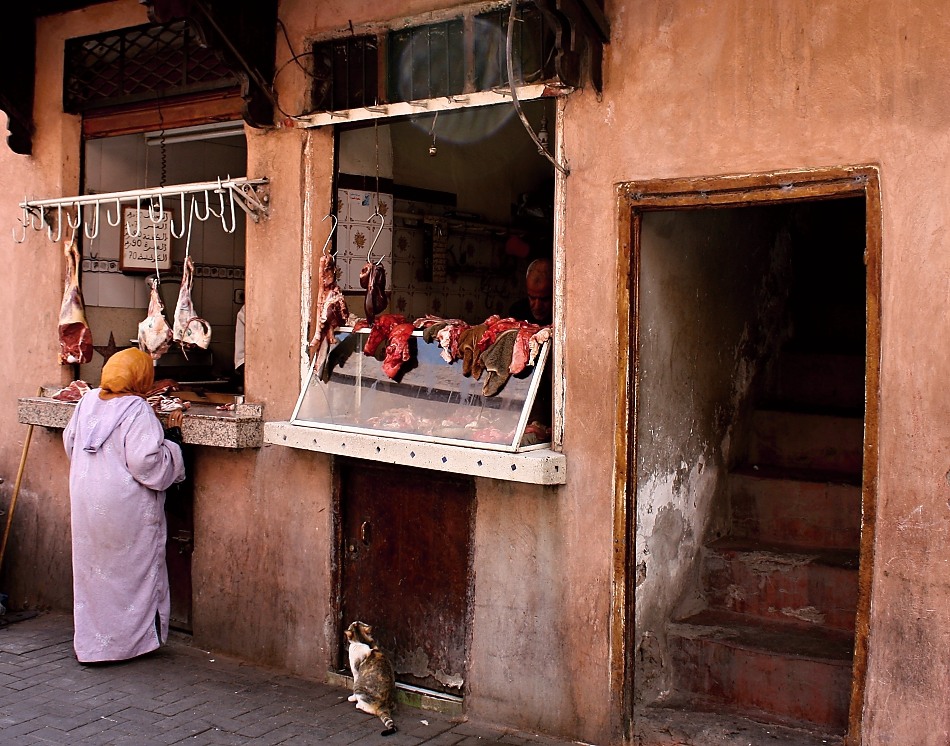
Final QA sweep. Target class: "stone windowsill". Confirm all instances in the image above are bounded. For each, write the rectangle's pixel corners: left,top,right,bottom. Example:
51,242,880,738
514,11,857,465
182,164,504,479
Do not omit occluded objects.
17,393,263,449
263,421,566,485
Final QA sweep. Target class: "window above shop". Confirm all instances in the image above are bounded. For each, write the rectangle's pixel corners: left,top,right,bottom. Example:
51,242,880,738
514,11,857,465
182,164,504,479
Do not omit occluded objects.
64,20,239,113
311,5,554,113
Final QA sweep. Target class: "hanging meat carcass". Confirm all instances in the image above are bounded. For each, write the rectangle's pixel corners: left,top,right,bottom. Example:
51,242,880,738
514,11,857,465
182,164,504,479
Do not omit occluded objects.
138,278,174,360
359,260,389,324
58,237,93,365
309,251,349,368
172,256,212,359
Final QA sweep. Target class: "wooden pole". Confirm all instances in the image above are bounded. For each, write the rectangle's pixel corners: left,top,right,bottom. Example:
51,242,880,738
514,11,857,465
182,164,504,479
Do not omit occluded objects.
0,388,42,576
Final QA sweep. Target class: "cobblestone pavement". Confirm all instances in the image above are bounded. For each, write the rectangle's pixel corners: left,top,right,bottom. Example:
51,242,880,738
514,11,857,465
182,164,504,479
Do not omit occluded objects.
0,612,578,746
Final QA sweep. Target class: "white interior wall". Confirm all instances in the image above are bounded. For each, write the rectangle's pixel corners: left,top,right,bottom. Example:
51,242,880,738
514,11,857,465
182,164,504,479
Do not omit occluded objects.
79,131,247,382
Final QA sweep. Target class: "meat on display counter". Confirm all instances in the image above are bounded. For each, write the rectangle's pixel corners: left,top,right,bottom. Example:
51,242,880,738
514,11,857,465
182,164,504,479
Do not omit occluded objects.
292,327,549,452
264,326,566,485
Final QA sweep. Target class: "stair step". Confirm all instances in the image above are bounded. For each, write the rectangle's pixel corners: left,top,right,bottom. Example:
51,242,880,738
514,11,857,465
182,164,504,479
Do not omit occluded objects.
635,699,845,746
749,409,864,474
703,540,859,631
748,410,864,476
668,610,854,728
729,466,861,549
772,351,866,412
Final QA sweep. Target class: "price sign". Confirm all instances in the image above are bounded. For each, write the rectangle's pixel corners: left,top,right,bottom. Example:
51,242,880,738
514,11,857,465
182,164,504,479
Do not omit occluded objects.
120,206,172,273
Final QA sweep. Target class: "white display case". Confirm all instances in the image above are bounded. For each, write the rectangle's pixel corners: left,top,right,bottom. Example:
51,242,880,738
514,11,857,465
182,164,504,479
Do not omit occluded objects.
291,327,550,452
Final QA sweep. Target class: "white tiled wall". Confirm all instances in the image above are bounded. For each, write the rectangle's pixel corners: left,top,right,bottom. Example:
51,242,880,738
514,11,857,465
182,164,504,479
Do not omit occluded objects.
337,195,522,325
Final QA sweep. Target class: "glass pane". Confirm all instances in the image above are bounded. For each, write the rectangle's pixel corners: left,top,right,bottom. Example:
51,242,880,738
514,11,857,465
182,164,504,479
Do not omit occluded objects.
292,328,549,452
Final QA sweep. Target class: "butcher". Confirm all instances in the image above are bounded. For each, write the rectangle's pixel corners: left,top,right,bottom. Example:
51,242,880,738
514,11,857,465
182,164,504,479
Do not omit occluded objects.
507,257,553,325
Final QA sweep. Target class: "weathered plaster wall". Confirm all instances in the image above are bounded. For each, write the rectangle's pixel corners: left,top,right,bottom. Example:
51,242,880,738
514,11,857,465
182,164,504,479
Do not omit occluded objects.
633,207,793,702
561,1,950,743
0,0,148,612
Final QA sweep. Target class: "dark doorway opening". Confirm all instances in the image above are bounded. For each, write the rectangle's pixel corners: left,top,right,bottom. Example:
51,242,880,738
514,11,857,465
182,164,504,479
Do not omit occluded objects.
620,169,881,746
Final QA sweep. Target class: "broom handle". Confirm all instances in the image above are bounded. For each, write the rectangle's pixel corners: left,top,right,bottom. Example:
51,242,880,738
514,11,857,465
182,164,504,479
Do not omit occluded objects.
0,387,43,576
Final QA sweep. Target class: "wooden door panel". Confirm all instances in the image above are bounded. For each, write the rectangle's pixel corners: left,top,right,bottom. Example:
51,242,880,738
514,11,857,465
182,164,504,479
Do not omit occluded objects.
340,460,474,694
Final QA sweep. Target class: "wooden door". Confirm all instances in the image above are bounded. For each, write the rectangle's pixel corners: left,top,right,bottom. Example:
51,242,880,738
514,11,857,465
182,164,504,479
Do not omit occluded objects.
339,460,475,696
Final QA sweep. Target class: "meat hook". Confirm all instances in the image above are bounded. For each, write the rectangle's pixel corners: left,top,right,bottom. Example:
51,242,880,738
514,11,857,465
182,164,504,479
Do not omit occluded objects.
184,195,198,259
84,200,101,240
12,205,31,243
66,204,82,243
29,204,45,231
46,206,63,243
105,198,123,227
194,190,214,221
126,197,143,238
365,211,387,265
219,181,237,234
321,214,338,257
169,191,187,239
148,194,164,224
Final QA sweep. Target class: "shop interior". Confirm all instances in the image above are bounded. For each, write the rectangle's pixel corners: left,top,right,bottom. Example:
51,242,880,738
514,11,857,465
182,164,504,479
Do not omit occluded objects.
75,98,556,408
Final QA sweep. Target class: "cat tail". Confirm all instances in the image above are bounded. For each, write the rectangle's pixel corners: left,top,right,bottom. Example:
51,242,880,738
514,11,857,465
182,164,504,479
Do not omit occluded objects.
379,712,397,736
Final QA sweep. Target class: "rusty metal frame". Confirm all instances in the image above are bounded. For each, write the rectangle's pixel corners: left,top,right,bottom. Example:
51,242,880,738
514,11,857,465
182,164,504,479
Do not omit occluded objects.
612,165,882,744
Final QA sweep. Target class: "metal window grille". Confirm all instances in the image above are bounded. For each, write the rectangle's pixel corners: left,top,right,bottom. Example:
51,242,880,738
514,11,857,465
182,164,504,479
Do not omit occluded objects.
310,5,555,114
388,19,465,103
311,35,379,112
473,5,554,91
64,20,238,112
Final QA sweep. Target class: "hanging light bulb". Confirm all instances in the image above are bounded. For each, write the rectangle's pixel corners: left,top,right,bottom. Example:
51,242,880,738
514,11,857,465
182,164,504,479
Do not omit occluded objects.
538,114,549,150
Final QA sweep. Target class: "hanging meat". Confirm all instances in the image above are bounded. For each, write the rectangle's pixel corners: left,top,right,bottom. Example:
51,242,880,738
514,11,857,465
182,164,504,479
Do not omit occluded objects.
381,322,415,379
172,256,212,359
309,251,349,365
58,236,93,365
354,313,406,357
359,260,389,324
137,278,174,360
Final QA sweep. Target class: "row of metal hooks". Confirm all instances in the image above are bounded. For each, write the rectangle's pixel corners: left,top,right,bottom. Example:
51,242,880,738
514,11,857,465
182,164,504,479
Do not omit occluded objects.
13,176,269,244
320,210,389,265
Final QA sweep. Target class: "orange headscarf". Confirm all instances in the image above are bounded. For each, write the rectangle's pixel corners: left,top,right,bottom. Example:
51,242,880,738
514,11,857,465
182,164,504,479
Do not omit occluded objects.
99,348,155,400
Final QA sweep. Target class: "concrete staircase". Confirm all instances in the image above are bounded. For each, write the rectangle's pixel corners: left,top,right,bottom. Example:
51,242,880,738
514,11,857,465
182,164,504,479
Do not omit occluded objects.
649,351,865,743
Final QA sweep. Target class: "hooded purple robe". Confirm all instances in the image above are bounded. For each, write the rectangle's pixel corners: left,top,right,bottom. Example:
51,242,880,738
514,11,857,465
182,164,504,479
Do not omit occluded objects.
63,391,185,663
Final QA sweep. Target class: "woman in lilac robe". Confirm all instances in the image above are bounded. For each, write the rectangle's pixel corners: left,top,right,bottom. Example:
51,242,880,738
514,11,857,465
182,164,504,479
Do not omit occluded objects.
63,348,185,663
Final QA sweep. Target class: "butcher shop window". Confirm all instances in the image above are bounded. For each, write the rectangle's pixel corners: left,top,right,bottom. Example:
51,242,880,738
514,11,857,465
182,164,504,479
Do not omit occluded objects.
310,4,554,113
294,96,557,452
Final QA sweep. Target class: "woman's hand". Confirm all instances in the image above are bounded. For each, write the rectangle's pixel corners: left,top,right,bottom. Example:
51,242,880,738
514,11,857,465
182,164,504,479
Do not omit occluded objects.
166,409,184,429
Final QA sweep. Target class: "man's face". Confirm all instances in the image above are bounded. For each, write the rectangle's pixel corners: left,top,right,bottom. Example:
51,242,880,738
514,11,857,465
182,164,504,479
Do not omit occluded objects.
526,275,553,324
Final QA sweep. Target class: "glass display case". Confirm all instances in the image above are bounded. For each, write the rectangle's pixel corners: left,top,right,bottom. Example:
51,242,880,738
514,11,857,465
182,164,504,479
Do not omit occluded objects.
291,327,550,452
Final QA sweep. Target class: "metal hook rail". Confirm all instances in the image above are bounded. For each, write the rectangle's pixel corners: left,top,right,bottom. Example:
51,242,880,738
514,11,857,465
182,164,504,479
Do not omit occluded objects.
13,176,269,243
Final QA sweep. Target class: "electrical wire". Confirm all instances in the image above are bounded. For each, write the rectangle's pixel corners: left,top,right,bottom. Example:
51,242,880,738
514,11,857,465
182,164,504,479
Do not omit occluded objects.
270,16,319,121
505,2,569,176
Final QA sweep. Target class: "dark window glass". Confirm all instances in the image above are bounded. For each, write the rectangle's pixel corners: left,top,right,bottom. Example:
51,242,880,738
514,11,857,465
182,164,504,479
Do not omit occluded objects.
312,35,379,112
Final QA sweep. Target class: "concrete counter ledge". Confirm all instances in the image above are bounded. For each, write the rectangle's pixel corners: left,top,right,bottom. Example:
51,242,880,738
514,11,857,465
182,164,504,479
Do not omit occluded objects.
17,394,264,450
264,421,567,484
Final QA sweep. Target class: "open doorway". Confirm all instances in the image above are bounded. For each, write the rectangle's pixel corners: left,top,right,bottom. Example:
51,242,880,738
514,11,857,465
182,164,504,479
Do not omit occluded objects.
621,169,881,744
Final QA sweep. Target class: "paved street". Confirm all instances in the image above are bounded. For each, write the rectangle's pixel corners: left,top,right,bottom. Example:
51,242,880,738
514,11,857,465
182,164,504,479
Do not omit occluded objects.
0,612,574,746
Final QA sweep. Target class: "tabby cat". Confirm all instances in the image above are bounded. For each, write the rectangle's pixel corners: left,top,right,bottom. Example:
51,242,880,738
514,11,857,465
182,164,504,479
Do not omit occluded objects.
344,621,397,736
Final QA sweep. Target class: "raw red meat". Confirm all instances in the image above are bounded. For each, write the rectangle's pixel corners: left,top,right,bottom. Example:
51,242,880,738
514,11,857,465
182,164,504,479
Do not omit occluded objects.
172,256,212,358
51,380,91,402
360,313,406,357
58,237,93,365
137,278,174,360
381,322,414,379
309,252,349,352
359,261,389,324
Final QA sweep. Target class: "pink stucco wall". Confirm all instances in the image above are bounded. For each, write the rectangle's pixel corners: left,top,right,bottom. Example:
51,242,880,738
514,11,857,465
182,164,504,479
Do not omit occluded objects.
1,2,948,744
